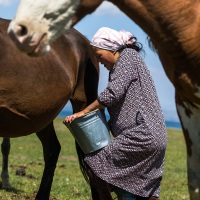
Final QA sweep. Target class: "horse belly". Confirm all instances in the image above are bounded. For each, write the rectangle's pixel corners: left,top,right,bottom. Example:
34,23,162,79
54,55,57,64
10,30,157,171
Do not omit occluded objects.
0,81,71,137
0,100,66,137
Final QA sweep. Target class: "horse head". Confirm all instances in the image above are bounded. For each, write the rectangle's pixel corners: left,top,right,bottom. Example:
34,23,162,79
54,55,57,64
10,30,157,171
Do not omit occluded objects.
7,0,102,56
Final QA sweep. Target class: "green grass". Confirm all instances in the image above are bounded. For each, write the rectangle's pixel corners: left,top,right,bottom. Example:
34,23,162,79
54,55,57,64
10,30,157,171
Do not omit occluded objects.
0,118,189,200
160,128,189,200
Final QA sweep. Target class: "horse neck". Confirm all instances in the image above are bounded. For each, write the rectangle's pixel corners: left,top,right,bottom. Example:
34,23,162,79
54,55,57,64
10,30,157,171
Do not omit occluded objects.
109,0,200,59
72,0,103,25
74,0,200,60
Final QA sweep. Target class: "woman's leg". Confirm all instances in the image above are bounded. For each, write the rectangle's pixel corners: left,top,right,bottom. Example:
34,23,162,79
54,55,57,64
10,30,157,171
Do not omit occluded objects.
114,187,134,200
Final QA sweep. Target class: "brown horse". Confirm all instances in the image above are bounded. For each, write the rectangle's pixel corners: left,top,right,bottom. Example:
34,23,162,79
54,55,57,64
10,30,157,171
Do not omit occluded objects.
0,17,100,199
7,1,200,199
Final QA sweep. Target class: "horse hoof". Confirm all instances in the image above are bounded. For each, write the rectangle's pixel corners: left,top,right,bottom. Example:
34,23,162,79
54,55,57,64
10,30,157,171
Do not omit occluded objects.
1,183,12,190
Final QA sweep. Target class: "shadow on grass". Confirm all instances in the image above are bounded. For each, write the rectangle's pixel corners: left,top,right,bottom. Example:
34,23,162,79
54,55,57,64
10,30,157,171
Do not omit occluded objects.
0,183,58,200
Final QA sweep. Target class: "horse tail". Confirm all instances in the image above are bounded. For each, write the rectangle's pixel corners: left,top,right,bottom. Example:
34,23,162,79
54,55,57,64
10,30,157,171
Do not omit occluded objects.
75,142,113,200
75,142,90,184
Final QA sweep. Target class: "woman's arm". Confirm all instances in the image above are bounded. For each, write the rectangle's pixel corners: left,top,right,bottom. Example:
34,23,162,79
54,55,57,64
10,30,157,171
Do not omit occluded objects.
98,51,138,107
64,99,105,123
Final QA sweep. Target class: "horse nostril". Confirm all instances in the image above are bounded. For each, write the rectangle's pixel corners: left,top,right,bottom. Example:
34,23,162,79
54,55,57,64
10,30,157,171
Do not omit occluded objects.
20,25,28,36
15,25,28,37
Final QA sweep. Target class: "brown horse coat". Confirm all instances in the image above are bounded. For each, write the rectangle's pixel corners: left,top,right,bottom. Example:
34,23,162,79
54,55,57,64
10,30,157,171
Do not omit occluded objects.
0,17,99,199
0,18,99,137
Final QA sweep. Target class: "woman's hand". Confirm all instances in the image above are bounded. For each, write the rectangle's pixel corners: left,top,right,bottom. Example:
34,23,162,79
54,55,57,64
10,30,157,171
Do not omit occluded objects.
64,99,104,124
64,111,85,124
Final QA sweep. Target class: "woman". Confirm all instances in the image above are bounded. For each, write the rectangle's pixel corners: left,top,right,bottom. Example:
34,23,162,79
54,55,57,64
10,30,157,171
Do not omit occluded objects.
65,27,167,200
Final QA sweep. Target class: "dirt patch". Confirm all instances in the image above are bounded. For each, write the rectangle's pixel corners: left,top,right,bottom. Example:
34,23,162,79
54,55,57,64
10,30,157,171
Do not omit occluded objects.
15,166,26,176
10,165,36,179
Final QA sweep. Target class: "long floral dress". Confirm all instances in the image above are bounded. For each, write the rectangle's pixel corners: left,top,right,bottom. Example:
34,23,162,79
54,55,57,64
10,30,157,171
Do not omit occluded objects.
84,48,167,198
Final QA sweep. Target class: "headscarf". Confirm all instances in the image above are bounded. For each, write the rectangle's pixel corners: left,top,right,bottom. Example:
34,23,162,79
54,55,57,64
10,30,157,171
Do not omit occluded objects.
91,27,136,51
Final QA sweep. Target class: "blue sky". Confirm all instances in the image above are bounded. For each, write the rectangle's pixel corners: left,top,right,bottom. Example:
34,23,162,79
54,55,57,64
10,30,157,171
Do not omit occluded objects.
0,1,179,122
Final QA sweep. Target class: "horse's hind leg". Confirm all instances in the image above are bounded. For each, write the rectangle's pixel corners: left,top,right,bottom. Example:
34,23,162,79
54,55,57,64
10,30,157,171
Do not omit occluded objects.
35,122,61,200
1,138,11,189
176,94,200,200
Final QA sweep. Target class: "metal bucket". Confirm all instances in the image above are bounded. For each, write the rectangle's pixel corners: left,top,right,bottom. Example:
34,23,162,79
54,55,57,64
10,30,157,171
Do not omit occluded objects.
64,109,111,154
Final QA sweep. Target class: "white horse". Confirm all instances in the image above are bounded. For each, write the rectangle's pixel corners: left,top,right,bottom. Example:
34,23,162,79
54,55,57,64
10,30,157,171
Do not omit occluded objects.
8,1,200,200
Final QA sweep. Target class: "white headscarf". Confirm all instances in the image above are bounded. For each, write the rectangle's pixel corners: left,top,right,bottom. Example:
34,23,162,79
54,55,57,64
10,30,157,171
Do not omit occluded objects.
91,27,136,51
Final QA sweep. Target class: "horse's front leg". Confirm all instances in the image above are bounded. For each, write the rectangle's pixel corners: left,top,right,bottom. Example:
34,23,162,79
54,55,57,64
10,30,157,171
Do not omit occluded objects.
35,122,61,200
176,95,200,200
1,137,11,189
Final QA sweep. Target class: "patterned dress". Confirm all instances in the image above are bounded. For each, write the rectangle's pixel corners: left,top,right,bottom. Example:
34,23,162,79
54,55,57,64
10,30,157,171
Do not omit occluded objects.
84,48,167,198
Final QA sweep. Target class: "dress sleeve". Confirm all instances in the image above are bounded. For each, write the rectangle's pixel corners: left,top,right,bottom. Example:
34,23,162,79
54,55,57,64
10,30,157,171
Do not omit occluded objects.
98,50,139,107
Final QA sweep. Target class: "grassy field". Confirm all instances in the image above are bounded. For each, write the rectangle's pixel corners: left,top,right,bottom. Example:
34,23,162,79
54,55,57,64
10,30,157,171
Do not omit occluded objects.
0,118,189,200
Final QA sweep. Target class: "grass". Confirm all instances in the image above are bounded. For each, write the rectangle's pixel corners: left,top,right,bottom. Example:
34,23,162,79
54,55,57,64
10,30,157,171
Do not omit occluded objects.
160,128,189,200
0,118,189,200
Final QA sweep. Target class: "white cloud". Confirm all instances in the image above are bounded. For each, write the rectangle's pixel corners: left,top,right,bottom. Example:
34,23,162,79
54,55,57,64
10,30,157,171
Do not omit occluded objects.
94,1,123,16
0,0,18,6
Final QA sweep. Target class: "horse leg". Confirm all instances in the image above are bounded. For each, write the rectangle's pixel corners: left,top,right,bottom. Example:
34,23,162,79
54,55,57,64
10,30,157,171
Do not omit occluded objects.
87,165,113,200
35,122,61,200
1,138,11,189
176,95,200,200
74,137,100,200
